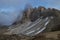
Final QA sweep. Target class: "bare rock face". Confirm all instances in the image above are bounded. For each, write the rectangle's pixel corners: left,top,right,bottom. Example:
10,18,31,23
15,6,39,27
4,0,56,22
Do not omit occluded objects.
0,6,60,40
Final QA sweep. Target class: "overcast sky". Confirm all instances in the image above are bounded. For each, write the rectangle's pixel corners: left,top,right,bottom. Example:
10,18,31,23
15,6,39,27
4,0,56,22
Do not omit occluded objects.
0,0,60,26
0,0,60,10
29,0,60,9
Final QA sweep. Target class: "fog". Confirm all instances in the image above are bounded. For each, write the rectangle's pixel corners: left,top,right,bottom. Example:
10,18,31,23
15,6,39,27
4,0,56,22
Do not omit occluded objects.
0,0,28,26
0,0,60,26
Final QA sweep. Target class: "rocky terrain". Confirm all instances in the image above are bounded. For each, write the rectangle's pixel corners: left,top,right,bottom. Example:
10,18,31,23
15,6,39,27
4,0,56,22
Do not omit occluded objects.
0,6,60,40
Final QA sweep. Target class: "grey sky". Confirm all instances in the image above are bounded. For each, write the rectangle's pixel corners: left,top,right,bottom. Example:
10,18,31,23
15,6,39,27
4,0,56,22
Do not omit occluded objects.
0,0,60,26
0,0,60,9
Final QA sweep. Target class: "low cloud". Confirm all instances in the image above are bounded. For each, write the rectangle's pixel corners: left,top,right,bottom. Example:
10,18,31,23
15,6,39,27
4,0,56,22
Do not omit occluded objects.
0,0,28,8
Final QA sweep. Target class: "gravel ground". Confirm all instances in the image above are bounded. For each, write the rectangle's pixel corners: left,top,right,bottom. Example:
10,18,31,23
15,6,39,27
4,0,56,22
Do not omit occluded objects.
0,31,60,40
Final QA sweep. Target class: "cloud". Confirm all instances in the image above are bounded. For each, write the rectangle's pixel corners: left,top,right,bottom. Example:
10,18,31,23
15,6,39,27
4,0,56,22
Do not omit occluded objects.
33,0,60,9
0,0,28,8
0,0,60,9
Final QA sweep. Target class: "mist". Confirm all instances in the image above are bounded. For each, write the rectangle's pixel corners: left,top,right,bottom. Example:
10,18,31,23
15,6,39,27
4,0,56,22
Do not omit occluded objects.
0,0,60,26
